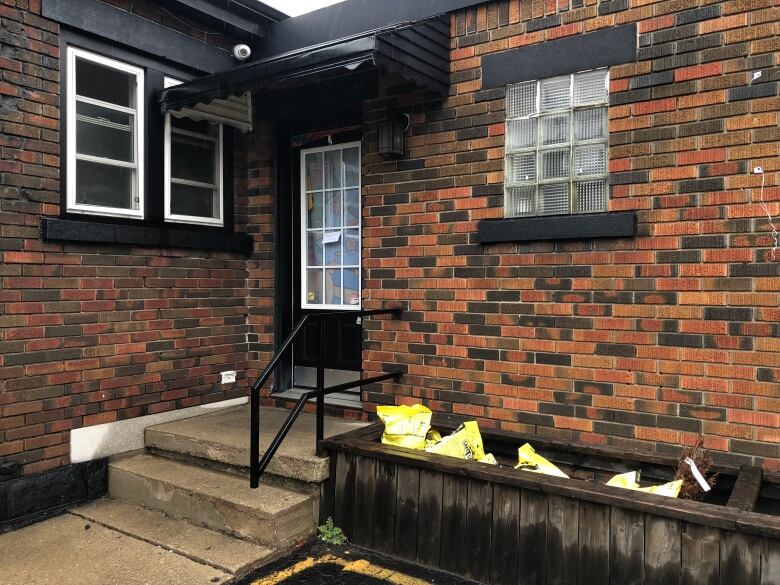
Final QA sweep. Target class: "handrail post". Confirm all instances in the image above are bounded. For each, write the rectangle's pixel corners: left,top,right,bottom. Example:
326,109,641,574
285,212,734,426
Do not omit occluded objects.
316,314,325,457
250,384,260,489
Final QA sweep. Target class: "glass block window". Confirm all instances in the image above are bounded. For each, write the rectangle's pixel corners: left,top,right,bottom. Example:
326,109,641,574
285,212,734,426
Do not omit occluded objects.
301,143,361,310
66,47,144,218
505,69,609,217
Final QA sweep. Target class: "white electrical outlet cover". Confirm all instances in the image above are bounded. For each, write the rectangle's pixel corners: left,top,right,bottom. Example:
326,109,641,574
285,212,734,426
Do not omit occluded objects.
221,371,237,384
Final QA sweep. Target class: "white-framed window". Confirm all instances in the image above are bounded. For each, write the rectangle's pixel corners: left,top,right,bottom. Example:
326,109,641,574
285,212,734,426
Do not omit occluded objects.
505,68,609,217
163,77,224,226
66,47,145,218
300,142,361,310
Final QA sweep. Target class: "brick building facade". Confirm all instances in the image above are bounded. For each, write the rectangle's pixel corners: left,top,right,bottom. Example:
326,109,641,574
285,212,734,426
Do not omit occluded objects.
0,0,777,516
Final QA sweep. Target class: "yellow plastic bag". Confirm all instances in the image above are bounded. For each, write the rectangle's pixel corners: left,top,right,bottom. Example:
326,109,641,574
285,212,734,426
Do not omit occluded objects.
425,428,442,449
606,471,683,498
515,443,569,478
377,404,432,450
425,421,486,461
479,453,498,465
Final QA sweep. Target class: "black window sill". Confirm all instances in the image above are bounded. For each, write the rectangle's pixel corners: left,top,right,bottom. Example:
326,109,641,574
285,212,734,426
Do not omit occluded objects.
41,218,253,254
476,211,636,244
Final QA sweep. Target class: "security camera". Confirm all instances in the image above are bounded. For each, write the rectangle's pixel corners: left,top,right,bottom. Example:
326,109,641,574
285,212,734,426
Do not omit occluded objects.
233,44,252,61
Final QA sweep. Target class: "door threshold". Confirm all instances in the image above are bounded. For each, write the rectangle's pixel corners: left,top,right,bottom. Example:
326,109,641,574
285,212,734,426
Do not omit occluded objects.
272,387,363,410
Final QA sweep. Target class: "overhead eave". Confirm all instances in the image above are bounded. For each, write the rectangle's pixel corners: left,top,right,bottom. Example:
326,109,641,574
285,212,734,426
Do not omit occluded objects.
159,18,450,131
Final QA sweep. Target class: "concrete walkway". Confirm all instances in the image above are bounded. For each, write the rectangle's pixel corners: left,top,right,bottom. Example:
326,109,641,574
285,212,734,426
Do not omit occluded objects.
0,513,233,584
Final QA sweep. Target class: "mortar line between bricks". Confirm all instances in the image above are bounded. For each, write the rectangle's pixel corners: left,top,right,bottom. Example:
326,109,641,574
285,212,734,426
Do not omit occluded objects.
67,508,236,575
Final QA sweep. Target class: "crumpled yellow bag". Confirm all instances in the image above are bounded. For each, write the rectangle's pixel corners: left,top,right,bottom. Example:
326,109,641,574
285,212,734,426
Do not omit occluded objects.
377,404,432,450
606,471,683,498
424,421,496,464
515,443,569,478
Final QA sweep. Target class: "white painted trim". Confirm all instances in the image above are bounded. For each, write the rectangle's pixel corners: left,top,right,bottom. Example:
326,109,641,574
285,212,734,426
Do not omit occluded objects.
70,397,248,463
299,141,362,310
66,46,145,219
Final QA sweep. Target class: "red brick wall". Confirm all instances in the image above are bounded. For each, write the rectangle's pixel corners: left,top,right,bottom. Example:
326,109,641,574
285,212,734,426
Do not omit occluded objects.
362,0,779,469
0,0,272,476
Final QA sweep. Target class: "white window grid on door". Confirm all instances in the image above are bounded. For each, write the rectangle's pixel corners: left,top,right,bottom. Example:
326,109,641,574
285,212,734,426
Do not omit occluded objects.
66,46,145,219
504,68,609,218
163,77,224,227
300,141,362,311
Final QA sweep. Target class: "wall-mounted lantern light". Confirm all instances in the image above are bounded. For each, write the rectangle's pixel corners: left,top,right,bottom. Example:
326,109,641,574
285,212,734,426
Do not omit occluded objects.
377,111,408,159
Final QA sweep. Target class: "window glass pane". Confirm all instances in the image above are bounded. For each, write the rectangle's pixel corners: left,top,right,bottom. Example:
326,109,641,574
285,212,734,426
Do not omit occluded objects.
506,118,537,150
325,268,342,305
76,57,134,107
539,183,569,215
307,232,323,266
344,147,360,187
75,159,134,209
305,152,323,191
306,192,323,229
540,148,569,180
324,150,342,189
324,232,342,265
575,180,607,213
76,102,133,162
506,186,535,217
171,116,210,135
324,189,342,228
344,188,360,227
574,144,607,177
574,69,608,106
540,77,570,111
171,133,216,185
540,113,570,145
170,183,218,218
507,153,536,184
344,268,360,306
575,108,607,141
507,82,537,118
306,269,323,304
343,229,360,266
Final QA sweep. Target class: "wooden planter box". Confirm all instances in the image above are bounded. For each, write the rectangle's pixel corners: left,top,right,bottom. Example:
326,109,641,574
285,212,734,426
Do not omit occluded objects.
321,422,780,585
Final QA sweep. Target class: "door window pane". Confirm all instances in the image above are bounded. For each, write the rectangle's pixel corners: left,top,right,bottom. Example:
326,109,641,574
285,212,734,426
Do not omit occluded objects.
75,159,133,209
170,183,218,219
344,147,360,187
324,150,342,189
305,152,323,191
344,268,360,306
307,269,323,304
325,268,342,305
344,188,360,227
307,232,323,266
324,189,342,228
301,144,361,308
343,229,359,266
307,192,323,229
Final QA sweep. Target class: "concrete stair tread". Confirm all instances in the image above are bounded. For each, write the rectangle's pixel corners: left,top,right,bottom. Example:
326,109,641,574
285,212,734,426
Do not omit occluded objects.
145,405,368,483
71,499,275,576
109,453,316,546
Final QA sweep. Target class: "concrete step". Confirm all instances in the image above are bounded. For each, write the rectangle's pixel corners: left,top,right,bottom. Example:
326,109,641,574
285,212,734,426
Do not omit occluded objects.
108,453,316,547
71,499,277,577
145,405,368,484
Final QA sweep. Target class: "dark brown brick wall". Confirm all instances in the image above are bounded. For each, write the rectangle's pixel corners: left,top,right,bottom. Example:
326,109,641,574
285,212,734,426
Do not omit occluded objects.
0,0,272,476
362,0,779,470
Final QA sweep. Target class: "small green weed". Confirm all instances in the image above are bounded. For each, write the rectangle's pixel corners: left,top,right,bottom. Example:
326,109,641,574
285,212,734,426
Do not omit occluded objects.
317,516,347,545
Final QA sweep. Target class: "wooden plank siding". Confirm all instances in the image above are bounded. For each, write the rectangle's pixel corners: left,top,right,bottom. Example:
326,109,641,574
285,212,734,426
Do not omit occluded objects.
324,432,779,585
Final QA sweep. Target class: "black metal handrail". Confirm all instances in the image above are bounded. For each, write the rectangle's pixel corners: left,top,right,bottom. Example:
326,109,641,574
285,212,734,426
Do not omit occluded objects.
250,307,402,488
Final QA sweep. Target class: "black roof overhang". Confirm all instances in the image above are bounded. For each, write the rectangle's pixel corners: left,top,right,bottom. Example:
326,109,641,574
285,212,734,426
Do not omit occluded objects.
159,18,450,115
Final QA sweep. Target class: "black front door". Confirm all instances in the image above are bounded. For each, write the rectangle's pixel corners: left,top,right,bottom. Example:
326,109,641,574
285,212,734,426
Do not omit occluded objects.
290,140,363,399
